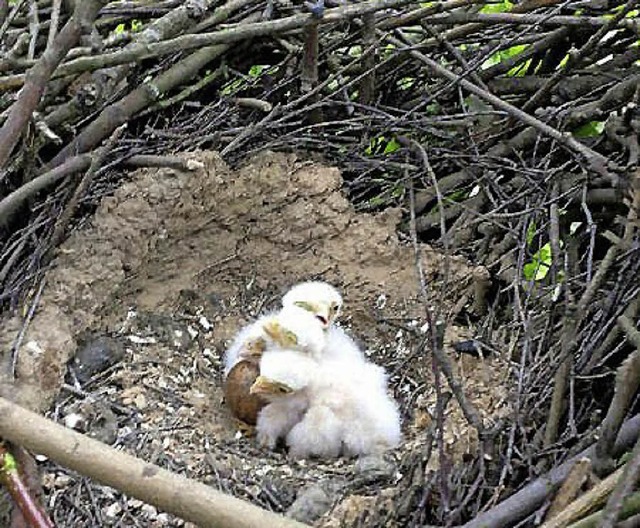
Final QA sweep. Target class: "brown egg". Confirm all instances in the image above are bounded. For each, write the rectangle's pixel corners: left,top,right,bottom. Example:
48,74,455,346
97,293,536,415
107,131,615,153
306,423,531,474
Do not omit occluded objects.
224,360,266,425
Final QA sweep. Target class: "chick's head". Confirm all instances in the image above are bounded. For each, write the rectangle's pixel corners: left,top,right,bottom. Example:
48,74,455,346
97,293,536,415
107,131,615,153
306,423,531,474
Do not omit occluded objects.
250,350,315,401
282,281,343,329
263,305,326,358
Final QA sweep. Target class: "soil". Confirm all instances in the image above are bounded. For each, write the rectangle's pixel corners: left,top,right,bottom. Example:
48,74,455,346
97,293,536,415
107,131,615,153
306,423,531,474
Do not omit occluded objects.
0,151,513,526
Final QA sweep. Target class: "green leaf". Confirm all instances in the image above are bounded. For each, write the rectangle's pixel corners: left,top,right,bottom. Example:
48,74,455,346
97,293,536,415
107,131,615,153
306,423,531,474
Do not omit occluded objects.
482,44,527,70
397,77,415,90
365,136,401,156
480,0,513,14
115,23,126,34
572,121,605,138
383,44,397,59
248,64,268,77
507,58,532,77
383,137,401,154
523,242,553,281
425,102,441,115
131,19,142,32
348,45,362,58
446,189,468,202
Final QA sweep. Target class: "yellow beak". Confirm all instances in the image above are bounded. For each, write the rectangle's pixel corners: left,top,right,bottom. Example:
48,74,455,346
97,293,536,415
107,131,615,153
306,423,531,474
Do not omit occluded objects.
263,321,298,347
250,376,272,395
250,376,293,396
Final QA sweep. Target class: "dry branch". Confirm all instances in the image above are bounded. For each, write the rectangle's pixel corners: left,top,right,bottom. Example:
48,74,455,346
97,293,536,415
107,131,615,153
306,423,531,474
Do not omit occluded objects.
1,0,415,88
0,154,92,226
545,458,592,521
568,492,640,528
385,35,615,181
0,397,308,528
600,431,640,528
462,415,640,528
540,465,625,528
0,0,105,170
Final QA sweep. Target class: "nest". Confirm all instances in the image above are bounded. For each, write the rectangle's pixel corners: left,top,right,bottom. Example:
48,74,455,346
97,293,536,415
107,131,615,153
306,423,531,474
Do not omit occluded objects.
0,0,639,526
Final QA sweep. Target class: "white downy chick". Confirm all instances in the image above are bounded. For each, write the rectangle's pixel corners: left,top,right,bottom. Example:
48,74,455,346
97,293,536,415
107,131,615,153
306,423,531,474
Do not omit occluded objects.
223,305,326,377
282,281,364,363
286,358,401,459
250,350,316,449
282,281,343,329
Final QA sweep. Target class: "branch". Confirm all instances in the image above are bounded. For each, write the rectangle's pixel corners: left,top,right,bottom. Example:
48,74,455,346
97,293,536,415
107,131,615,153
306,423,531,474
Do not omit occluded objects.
386,34,616,182
0,397,308,528
0,444,53,528
461,414,640,528
600,431,640,528
46,11,266,169
0,154,92,226
540,465,624,528
1,0,415,87
0,0,105,171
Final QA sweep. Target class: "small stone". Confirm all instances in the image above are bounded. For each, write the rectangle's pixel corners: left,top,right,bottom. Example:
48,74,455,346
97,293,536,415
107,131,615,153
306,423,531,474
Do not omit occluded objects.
286,481,341,523
134,393,147,410
73,335,125,383
354,453,396,483
141,504,158,518
104,502,122,518
63,413,86,431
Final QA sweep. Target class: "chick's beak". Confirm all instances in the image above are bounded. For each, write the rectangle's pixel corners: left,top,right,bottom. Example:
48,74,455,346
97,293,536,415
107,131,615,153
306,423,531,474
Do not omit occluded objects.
263,321,298,347
250,376,274,396
315,305,331,328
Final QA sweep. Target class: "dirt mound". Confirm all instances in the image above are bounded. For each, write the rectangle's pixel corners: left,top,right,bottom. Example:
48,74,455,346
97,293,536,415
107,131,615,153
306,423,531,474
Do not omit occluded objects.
0,151,511,525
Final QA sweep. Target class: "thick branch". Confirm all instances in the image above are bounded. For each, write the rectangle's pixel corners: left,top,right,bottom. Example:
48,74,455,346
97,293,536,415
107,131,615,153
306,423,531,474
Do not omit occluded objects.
0,397,307,528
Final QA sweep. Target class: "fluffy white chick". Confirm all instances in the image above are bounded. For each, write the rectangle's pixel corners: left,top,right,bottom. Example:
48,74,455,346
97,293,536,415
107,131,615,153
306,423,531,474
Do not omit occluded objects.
282,281,365,363
223,305,326,377
250,350,316,449
282,281,343,329
251,348,401,459
286,358,401,459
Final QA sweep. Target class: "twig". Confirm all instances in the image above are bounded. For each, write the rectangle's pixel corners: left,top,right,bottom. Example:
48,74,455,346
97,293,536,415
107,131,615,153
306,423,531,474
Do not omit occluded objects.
301,12,321,124
0,397,308,528
593,316,640,473
359,12,376,105
0,443,54,528
46,0,63,50
414,12,640,29
7,278,46,379
405,139,485,435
